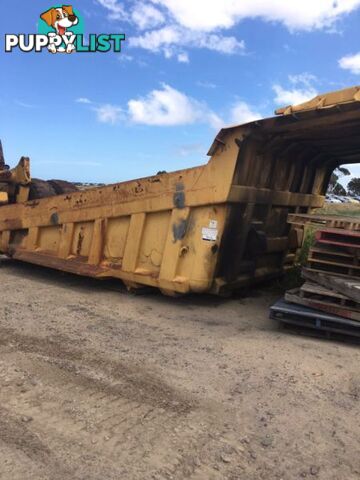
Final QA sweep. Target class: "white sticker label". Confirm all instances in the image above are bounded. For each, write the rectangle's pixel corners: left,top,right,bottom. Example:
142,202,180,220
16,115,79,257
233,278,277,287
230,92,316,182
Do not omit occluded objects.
202,227,218,241
209,220,218,229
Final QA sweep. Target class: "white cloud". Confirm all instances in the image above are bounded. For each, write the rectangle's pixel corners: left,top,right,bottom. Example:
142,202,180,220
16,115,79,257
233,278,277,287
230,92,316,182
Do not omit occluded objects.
76,97,124,124
177,52,189,63
15,100,37,108
288,73,317,87
93,104,124,124
339,53,360,74
76,85,264,130
273,73,318,106
150,0,360,32
229,101,262,125
199,33,245,54
128,83,222,127
96,0,360,62
76,97,92,104
196,81,217,89
97,0,360,32
273,85,317,106
131,3,165,30
118,53,134,63
130,25,178,51
129,25,244,59
96,0,127,20
207,112,224,130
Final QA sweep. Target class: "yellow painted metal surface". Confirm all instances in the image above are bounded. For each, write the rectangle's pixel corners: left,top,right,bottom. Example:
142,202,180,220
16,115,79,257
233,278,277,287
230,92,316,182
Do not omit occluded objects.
0,192,8,205
275,85,360,115
1,85,360,295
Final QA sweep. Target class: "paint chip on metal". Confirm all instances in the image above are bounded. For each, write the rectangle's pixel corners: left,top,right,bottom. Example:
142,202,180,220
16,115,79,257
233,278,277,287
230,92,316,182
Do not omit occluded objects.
50,212,59,225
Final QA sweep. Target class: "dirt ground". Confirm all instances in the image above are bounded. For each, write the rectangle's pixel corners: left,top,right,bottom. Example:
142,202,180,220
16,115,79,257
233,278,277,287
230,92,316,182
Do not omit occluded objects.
0,258,359,480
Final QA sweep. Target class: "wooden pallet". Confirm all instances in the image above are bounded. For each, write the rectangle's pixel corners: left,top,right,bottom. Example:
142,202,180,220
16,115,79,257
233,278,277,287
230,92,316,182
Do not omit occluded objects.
301,282,356,306
315,228,360,249
285,283,360,321
307,244,360,278
287,213,360,231
270,299,360,341
309,245,359,265
302,268,360,303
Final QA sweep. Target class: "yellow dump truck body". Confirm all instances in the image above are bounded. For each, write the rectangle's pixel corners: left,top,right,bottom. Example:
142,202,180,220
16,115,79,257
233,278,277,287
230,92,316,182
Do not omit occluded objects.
1,86,360,295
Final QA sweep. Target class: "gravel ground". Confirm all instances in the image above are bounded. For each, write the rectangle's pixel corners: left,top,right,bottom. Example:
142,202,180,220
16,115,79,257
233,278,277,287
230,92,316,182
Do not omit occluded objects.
0,257,359,480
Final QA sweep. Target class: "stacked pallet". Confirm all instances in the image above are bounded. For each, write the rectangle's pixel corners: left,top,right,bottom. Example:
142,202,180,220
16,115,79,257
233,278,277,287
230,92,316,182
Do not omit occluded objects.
270,225,360,340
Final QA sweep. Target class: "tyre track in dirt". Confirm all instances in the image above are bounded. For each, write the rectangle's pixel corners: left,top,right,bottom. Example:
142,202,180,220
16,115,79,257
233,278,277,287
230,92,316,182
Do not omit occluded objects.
1,259,360,479
0,324,236,479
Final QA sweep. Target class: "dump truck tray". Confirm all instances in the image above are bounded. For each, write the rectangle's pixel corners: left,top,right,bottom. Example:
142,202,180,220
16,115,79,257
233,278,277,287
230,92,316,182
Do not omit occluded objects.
1,85,360,295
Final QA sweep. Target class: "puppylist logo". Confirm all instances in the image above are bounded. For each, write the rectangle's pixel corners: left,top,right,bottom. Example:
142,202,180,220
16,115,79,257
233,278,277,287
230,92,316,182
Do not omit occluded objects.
5,5,126,54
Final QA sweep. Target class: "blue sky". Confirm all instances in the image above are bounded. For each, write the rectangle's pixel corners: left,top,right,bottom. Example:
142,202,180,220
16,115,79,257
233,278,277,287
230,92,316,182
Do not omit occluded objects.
1,0,360,186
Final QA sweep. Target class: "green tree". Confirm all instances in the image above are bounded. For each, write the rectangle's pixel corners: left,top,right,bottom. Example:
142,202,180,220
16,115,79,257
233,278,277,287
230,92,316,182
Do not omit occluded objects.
348,177,360,196
333,183,346,195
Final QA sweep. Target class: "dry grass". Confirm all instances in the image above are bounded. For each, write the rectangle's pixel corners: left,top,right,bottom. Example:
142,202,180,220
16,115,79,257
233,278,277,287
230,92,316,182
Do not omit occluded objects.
315,202,360,216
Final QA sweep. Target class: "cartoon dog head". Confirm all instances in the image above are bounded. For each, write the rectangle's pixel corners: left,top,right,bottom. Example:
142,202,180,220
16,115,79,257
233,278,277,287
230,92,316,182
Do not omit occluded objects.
40,5,78,35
